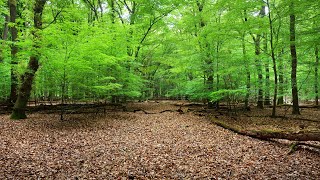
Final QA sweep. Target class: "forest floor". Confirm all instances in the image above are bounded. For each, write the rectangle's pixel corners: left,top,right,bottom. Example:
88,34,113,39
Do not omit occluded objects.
0,101,319,179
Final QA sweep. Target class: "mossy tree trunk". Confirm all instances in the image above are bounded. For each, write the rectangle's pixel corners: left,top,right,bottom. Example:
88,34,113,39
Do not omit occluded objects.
10,0,47,120
8,0,18,105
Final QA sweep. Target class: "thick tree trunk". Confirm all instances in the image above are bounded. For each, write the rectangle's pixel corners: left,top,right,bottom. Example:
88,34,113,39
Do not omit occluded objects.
11,0,46,120
289,2,300,115
315,46,319,106
8,0,18,105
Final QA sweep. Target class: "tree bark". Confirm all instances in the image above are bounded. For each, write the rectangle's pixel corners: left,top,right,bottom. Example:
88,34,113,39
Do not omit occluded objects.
8,0,18,105
278,50,284,105
253,35,264,109
315,46,319,106
289,2,300,115
266,0,278,117
252,6,266,109
11,0,47,119
0,15,9,63
108,0,116,24
264,34,271,106
242,34,250,110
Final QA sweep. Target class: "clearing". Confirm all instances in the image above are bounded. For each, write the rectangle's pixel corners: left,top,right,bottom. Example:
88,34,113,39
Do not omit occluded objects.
0,101,319,179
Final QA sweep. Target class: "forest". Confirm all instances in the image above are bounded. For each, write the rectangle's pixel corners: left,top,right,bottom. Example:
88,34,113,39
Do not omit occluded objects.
0,0,320,179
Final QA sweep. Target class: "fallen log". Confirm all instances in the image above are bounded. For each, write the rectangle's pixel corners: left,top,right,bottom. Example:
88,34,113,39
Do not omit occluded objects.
160,110,175,113
212,119,320,153
243,114,320,123
133,109,156,114
212,119,320,142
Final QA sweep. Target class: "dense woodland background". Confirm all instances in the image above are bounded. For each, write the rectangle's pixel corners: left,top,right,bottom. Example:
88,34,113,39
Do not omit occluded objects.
0,0,319,119
1,1,320,178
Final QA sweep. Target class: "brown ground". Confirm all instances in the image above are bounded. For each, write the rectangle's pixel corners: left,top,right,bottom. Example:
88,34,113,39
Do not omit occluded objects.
0,101,319,179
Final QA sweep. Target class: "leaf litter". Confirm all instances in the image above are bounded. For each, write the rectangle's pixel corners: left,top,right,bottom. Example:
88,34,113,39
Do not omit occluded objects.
0,101,319,179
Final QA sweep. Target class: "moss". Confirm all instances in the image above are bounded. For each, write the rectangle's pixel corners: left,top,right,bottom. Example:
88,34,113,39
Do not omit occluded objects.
259,129,282,133
10,108,27,120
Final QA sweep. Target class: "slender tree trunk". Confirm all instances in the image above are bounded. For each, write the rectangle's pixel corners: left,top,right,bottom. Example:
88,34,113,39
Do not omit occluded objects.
252,6,266,109
97,0,103,19
108,0,116,24
242,34,250,110
264,63,271,105
277,49,284,105
289,2,300,115
254,35,264,109
315,46,319,106
215,42,220,109
11,0,47,119
264,34,271,106
8,0,18,105
267,0,278,117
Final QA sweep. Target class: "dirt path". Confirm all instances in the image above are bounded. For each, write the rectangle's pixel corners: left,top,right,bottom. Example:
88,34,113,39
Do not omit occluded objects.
0,101,319,179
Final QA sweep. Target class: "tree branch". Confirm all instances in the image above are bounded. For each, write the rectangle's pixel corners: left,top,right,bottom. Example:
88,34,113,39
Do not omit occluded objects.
42,10,62,29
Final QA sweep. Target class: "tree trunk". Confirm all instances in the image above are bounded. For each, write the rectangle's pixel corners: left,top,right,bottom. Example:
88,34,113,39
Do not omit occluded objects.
8,0,18,105
11,0,47,120
252,6,266,109
267,0,278,117
196,1,214,109
0,14,9,63
264,34,271,106
108,0,116,24
315,46,319,106
289,2,300,115
278,51,284,105
253,35,264,109
242,34,250,110
214,41,221,109
207,73,214,108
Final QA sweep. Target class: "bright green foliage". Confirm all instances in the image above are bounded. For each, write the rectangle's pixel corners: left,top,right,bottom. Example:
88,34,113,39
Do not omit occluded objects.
0,0,319,107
